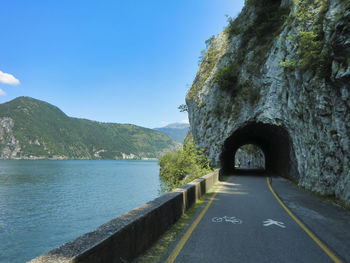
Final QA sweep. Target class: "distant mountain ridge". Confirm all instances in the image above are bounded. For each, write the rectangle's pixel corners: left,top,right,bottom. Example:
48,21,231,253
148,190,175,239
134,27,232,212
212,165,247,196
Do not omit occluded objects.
154,123,190,142
0,97,180,159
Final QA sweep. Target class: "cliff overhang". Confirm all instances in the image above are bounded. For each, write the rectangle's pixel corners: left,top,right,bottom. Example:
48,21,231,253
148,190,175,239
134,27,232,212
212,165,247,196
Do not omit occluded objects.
186,0,350,205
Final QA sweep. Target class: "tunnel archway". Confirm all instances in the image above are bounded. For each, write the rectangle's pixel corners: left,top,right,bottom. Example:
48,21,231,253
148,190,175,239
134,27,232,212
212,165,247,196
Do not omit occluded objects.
220,122,298,178
234,144,265,169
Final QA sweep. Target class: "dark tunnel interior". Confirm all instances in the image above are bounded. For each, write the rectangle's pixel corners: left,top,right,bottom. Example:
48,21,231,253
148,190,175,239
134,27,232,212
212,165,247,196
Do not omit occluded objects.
220,122,298,178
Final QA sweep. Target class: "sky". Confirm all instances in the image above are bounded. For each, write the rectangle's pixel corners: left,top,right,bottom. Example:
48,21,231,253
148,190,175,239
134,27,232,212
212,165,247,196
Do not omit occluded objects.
0,0,245,128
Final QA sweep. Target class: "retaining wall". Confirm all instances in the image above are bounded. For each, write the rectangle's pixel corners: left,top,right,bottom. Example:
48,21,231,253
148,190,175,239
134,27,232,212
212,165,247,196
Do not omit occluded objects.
29,171,219,263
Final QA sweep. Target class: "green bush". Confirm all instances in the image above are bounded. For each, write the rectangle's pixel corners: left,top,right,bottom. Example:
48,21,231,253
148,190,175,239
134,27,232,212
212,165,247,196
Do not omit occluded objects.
159,138,211,192
187,42,222,100
280,30,324,71
214,61,240,97
280,0,330,76
224,15,241,38
297,31,324,69
217,0,289,100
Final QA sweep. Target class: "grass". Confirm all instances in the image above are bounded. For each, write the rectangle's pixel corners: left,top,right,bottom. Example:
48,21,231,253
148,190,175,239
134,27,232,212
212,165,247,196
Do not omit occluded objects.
135,181,221,263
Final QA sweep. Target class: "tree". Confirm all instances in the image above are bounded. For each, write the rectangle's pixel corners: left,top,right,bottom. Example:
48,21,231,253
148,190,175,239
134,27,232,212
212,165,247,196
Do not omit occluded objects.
178,104,188,112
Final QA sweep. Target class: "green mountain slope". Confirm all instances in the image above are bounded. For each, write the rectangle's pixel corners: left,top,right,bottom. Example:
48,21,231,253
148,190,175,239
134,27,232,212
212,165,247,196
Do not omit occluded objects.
0,97,180,159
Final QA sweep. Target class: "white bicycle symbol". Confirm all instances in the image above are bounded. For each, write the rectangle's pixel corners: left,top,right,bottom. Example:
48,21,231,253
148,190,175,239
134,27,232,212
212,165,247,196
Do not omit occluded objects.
211,216,243,224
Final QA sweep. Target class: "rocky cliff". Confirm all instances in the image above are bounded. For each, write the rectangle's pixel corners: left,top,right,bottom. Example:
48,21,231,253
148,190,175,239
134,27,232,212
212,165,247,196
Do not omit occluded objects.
186,0,350,205
0,117,21,158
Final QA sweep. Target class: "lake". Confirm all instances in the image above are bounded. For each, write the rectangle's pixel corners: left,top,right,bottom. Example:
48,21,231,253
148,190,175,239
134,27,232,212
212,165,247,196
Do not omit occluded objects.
0,160,164,263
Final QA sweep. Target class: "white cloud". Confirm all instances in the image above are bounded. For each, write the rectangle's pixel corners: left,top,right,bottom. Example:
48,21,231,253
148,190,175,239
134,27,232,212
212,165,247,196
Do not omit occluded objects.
0,88,6,96
0,70,20,85
160,121,170,127
180,119,189,124
158,119,189,128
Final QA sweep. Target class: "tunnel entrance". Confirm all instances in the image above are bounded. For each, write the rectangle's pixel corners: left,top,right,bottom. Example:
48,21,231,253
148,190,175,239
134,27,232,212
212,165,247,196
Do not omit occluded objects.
220,122,298,178
235,144,265,170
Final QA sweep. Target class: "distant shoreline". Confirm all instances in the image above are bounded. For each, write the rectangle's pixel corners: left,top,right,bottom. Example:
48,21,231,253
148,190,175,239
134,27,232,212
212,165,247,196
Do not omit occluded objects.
0,157,159,161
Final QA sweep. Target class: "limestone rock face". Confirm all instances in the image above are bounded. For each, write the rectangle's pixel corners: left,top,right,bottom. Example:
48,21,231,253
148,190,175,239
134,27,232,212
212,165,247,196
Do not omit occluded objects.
186,0,350,205
0,117,21,158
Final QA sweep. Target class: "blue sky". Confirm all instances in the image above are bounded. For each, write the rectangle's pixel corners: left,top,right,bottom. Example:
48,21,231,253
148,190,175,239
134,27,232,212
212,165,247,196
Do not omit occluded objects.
0,0,245,128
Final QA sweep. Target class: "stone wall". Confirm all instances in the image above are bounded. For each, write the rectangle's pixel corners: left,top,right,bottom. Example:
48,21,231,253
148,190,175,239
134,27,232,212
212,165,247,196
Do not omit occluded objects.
28,171,219,263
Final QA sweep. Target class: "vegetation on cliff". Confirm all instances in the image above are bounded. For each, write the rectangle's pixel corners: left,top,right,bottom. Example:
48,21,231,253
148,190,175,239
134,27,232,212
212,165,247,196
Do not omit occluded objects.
214,0,290,100
186,33,228,102
188,0,337,121
0,97,179,159
280,0,330,76
185,0,350,205
159,132,212,191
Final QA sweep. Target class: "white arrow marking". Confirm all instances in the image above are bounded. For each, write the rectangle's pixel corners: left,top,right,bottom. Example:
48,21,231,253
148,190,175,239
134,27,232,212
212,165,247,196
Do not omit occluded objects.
263,219,286,228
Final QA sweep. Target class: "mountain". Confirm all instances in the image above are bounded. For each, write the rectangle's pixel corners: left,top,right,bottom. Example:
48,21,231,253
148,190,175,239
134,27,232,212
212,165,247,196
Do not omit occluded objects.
154,123,190,142
0,97,180,159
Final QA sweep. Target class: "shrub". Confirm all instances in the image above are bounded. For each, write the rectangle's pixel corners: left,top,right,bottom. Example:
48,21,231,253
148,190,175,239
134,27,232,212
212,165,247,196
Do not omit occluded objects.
217,0,289,100
187,40,223,100
224,15,241,38
296,31,324,69
205,35,215,48
214,61,240,97
280,0,331,77
159,137,211,191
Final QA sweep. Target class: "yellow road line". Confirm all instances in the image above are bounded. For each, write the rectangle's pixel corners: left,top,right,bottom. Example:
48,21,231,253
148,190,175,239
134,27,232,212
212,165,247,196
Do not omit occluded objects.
165,181,225,263
266,177,342,263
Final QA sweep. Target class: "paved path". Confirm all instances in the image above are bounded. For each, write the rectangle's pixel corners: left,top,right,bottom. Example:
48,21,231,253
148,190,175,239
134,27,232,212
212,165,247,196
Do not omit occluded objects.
163,175,349,263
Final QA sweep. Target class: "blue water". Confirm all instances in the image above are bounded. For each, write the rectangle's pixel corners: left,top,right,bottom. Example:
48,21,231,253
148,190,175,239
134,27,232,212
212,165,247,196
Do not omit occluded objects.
0,160,163,263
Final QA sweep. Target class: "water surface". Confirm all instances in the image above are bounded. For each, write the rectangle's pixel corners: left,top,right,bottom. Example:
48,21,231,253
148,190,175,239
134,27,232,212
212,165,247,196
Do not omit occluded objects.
0,160,163,262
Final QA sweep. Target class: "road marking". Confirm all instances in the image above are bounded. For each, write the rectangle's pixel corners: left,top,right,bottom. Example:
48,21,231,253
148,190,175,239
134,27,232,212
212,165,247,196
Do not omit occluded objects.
263,219,286,228
267,177,342,263
165,181,225,263
212,216,243,224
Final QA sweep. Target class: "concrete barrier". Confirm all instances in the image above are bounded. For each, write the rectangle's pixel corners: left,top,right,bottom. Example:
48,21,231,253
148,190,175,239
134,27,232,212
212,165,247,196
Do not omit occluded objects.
29,171,219,263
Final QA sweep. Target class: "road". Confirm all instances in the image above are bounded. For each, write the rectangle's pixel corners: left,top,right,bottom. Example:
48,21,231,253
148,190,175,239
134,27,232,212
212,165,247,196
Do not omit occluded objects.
163,175,349,263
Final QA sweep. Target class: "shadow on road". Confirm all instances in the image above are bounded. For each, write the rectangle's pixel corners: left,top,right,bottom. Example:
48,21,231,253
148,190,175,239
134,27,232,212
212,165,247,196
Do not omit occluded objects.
223,167,267,176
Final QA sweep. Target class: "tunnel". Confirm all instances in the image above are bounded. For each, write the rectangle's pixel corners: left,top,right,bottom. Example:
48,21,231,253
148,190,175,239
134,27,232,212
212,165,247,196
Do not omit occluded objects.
234,144,266,169
220,122,298,178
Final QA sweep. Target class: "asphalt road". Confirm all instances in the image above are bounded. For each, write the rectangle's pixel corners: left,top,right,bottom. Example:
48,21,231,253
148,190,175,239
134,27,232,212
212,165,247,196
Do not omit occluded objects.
163,175,349,263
